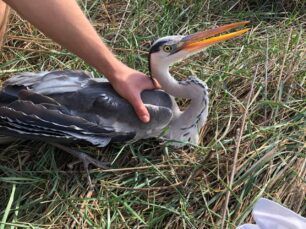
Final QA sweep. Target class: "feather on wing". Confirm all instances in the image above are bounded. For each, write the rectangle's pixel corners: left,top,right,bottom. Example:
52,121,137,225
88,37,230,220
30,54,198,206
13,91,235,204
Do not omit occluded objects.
1,70,174,145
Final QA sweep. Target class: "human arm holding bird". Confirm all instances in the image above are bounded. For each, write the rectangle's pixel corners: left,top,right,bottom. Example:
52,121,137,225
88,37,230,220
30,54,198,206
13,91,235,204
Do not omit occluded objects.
3,0,155,123
0,15,249,184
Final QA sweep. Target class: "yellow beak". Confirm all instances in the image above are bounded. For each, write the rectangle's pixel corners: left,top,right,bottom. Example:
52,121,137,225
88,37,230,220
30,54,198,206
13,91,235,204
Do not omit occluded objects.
180,21,250,52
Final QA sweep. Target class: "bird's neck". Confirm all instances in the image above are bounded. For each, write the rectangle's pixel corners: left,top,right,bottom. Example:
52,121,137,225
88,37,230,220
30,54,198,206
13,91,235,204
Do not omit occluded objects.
151,64,208,129
151,64,193,99
151,65,180,97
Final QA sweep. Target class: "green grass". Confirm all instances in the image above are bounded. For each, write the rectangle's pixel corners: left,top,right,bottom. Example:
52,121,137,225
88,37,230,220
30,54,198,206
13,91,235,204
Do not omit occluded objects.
0,0,305,228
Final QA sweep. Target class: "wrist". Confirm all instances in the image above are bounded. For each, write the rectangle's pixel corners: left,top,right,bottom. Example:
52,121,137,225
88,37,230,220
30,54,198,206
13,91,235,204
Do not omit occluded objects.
94,51,128,82
106,61,129,83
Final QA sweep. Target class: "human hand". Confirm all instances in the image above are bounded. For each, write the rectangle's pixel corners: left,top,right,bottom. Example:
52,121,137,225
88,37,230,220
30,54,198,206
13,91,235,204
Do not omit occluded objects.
109,64,160,123
4,0,160,123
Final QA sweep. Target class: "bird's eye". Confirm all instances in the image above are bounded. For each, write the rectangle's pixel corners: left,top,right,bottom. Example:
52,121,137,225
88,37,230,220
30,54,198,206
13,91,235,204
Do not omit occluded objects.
163,45,172,53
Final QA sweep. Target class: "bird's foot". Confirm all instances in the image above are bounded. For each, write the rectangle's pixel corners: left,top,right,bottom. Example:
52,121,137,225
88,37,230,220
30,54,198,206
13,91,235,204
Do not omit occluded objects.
51,143,110,188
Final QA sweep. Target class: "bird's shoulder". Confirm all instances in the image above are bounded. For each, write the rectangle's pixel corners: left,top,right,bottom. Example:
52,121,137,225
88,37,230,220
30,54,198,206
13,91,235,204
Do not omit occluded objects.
4,70,96,94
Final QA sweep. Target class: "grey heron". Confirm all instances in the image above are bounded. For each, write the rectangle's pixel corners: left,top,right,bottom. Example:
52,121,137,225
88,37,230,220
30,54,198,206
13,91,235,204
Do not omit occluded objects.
0,21,249,185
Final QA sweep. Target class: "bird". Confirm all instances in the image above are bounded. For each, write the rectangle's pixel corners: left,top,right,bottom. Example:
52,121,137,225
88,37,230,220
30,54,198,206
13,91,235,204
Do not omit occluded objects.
0,21,249,185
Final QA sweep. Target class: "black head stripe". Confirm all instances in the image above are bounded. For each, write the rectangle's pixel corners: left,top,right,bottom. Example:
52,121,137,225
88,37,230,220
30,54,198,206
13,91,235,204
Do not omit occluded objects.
149,40,169,54
148,39,170,75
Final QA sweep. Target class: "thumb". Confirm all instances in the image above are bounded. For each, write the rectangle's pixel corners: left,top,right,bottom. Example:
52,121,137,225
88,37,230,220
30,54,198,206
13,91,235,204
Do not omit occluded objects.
142,77,159,90
152,78,162,89
130,94,150,123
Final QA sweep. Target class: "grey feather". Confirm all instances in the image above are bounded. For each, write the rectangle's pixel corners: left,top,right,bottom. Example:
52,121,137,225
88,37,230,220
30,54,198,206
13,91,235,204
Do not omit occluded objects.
0,70,174,146
0,135,15,144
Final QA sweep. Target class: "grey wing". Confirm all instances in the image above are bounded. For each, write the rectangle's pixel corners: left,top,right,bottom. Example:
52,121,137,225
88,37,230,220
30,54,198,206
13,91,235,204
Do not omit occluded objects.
3,70,174,141
50,82,174,140
3,70,93,94
0,89,135,147
79,73,174,140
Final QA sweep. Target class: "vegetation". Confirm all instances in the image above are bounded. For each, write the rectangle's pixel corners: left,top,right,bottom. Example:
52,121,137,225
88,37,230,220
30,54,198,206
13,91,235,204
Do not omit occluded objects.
0,0,305,228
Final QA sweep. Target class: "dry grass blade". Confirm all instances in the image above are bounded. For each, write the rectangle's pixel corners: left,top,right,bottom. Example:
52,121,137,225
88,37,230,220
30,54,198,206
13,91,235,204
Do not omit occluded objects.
221,65,259,228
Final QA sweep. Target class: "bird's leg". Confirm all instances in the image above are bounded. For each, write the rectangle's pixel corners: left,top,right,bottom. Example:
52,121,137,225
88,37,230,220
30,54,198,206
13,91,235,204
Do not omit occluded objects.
67,160,81,170
51,143,110,187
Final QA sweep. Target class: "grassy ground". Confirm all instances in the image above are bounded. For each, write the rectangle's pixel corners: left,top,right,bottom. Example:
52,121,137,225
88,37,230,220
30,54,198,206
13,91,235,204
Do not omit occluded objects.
0,0,305,228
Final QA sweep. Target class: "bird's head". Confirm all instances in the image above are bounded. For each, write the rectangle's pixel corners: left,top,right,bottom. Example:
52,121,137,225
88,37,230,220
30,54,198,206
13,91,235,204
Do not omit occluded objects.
149,21,249,76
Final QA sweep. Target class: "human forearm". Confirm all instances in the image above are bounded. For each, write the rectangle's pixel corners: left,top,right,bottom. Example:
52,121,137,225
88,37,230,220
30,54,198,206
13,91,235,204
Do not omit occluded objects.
0,1,10,49
5,0,156,123
4,0,123,80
